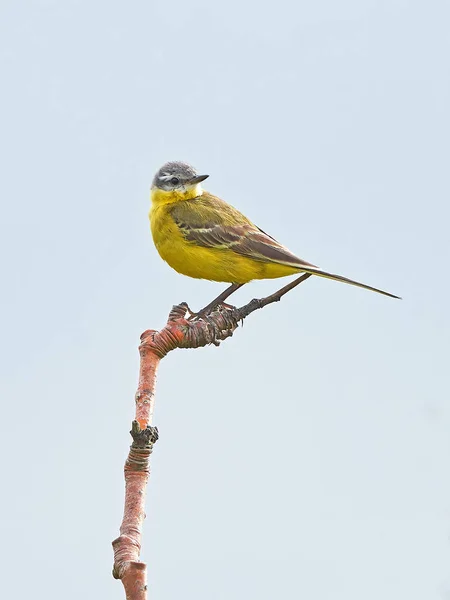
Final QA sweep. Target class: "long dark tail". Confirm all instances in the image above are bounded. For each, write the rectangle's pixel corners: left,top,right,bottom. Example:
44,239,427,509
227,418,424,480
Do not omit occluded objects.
298,267,401,299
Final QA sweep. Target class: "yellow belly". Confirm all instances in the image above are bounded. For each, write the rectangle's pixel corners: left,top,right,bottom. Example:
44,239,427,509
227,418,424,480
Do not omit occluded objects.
150,205,299,284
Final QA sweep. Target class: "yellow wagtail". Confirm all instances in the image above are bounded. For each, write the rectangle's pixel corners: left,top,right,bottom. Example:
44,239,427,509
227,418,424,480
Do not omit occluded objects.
149,161,400,313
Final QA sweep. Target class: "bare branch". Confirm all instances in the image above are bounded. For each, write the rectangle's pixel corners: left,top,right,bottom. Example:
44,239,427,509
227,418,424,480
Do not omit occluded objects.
112,272,311,598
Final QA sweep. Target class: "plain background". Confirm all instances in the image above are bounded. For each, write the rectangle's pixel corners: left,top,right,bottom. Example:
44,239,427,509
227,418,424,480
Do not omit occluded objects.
1,1,449,598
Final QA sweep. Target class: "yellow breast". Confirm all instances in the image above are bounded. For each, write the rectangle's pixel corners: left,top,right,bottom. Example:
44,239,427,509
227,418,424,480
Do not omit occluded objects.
150,202,247,281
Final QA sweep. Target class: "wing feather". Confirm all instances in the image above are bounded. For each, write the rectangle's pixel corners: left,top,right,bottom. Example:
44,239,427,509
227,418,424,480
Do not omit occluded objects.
170,194,318,269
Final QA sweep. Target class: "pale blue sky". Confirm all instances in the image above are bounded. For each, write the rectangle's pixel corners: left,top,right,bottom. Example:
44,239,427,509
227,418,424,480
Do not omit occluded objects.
1,1,449,599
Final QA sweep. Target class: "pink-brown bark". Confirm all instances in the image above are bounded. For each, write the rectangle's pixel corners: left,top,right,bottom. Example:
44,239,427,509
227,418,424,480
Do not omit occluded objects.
112,332,161,599
112,274,311,599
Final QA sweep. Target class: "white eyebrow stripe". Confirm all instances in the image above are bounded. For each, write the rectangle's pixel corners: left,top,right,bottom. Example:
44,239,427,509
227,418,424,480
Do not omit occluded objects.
159,173,174,181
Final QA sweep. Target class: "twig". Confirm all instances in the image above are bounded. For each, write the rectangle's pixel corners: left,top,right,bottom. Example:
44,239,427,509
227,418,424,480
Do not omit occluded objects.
231,272,311,320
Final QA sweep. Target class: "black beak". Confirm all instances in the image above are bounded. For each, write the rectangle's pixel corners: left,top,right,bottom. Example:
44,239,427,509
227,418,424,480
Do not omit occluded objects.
189,174,209,184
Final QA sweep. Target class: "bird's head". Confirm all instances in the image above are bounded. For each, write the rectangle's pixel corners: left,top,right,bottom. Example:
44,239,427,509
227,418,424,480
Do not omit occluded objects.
151,161,209,204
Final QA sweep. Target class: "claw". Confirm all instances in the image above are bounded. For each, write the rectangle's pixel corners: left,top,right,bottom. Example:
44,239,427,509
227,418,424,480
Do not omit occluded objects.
218,301,237,311
187,301,237,322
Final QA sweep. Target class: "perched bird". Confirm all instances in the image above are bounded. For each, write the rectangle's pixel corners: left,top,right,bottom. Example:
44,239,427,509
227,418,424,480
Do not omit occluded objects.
149,161,400,312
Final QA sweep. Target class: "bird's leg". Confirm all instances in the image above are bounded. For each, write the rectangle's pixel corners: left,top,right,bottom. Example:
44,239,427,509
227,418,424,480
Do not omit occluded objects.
188,283,243,320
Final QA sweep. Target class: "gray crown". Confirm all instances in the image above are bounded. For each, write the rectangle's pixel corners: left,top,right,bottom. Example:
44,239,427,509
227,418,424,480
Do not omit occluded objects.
152,161,199,190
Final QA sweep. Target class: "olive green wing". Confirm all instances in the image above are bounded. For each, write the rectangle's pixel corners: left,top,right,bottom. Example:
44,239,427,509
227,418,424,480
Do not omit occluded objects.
169,193,400,299
169,193,318,268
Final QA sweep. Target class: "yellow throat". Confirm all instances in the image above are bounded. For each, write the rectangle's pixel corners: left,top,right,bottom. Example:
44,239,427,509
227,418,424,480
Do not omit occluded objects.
150,183,203,207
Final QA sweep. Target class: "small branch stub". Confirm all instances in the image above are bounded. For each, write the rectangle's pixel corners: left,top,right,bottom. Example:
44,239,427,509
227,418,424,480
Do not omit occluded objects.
130,420,159,450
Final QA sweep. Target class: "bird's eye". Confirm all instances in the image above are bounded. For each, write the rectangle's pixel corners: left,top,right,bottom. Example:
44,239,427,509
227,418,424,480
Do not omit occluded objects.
170,177,180,186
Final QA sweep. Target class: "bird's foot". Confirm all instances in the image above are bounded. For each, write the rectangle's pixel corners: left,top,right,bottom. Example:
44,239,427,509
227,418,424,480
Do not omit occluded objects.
216,301,237,311
186,301,237,321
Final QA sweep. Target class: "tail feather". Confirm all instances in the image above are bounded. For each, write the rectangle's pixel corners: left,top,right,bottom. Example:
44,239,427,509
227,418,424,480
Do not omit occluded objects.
298,267,401,299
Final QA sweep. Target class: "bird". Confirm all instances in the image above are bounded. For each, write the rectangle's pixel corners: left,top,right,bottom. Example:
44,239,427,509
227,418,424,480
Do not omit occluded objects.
149,161,400,314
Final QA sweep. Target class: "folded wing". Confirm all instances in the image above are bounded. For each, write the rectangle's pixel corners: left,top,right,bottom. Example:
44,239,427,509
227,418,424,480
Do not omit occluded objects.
170,194,400,299
170,195,318,269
